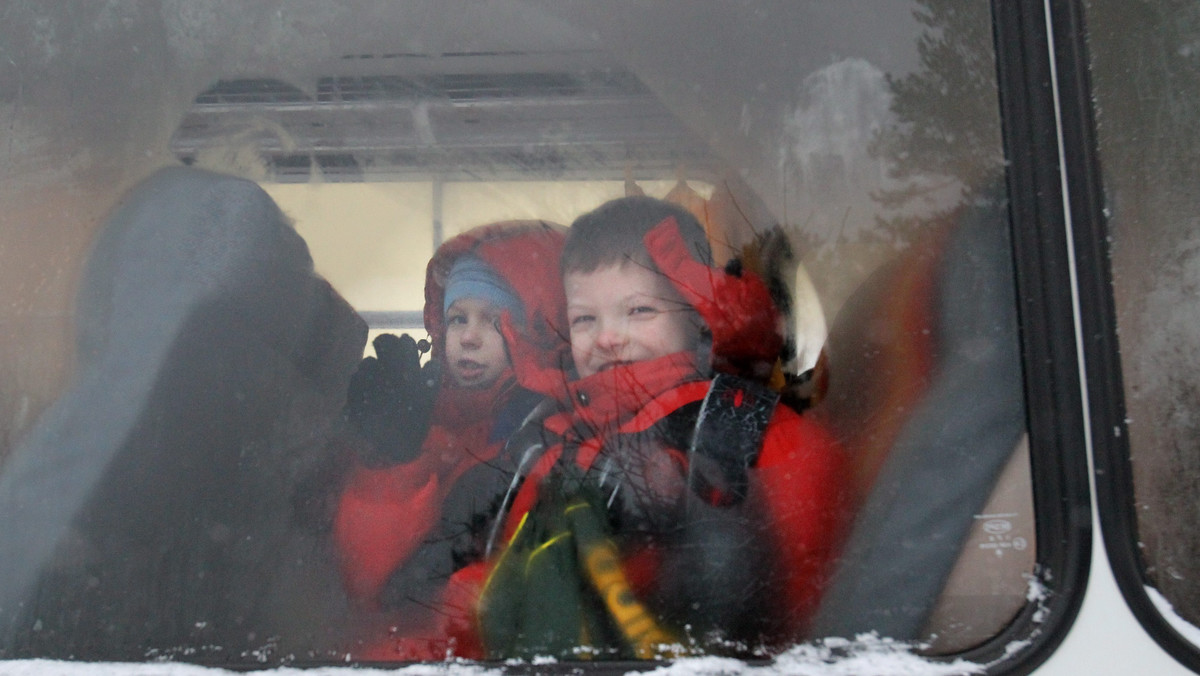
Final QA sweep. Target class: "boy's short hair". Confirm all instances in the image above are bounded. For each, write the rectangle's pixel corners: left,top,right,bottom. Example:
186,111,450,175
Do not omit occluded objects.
562,196,713,276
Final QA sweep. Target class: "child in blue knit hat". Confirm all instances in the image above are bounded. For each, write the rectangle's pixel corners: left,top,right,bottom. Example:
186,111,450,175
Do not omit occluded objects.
335,221,568,660
441,254,525,389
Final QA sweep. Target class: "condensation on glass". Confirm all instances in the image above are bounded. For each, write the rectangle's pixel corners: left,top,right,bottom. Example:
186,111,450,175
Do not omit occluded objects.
0,0,1034,665
1084,0,1200,640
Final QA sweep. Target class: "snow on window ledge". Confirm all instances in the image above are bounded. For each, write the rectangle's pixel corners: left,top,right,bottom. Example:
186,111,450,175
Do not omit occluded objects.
0,637,987,676
1147,585,1200,647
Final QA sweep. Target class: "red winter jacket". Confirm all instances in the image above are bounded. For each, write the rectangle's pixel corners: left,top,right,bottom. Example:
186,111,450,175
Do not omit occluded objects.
332,221,568,659
334,376,522,602
491,352,851,645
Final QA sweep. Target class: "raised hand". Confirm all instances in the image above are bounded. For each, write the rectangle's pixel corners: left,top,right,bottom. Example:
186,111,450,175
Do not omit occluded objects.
345,333,442,466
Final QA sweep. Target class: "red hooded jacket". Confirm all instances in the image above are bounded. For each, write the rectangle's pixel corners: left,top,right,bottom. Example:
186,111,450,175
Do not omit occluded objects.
480,217,852,652
332,221,568,659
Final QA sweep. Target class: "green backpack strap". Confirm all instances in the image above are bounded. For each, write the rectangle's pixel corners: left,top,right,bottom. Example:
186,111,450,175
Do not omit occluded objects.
477,474,683,661
477,475,621,660
567,496,681,659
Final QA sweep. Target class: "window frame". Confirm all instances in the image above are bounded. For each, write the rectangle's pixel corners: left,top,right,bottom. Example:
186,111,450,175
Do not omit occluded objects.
1053,0,1200,671
928,1,1095,671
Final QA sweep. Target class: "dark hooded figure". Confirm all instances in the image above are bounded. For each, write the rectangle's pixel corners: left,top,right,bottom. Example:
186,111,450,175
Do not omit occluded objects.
0,167,366,662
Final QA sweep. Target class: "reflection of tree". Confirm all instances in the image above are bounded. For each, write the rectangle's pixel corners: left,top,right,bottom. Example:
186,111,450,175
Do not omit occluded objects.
782,1,1003,341
1087,0,1200,627
869,0,1003,231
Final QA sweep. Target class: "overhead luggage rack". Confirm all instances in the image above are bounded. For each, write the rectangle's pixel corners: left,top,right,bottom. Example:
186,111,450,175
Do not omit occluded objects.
170,68,720,182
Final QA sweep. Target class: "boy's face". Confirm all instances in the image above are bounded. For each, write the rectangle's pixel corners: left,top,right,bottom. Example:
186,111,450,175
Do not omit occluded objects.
565,262,699,378
444,297,511,388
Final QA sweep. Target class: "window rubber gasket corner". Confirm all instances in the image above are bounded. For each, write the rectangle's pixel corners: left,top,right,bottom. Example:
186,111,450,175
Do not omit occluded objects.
950,0,1096,673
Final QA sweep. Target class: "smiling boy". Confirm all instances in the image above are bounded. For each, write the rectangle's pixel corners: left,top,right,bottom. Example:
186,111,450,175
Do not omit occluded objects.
478,197,853,658
565,262,698,377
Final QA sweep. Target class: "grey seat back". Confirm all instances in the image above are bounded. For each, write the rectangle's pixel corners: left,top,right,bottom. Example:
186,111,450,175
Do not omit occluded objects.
809,187,1027,644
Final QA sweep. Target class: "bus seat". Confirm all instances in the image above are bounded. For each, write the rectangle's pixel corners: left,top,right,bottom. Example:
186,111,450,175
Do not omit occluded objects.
921,434,1035,653
807,187,1028,645
0,167,367,659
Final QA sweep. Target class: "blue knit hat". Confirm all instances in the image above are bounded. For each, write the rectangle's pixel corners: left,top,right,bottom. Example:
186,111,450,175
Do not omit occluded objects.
443,254,525,323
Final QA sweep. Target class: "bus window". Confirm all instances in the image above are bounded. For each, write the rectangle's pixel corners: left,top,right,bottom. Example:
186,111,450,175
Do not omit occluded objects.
1075,0,1200,670
0,1,1089,671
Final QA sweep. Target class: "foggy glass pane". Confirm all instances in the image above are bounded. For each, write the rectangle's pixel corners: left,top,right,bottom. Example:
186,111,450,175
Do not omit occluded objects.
1084,0,1200,633
0,0,1032,665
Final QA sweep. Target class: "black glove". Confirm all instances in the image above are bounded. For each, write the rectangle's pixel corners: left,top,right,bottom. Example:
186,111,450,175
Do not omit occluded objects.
345,333,441,466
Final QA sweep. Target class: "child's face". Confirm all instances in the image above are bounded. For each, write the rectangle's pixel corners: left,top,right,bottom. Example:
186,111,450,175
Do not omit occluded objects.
444,297,511,388
565,262,699,378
